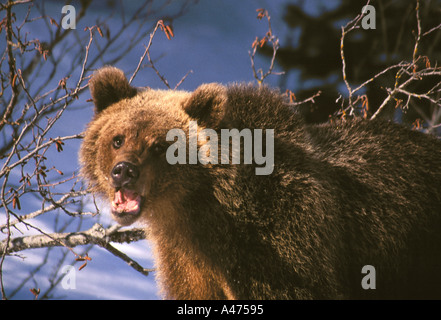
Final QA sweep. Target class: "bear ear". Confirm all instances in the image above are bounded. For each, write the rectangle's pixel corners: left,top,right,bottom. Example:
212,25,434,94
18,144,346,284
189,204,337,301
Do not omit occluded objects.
88,66,138,113
183,83,227,128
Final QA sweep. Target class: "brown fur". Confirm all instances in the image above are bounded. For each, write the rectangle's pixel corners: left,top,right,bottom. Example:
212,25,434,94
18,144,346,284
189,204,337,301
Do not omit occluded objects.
80,66,441,299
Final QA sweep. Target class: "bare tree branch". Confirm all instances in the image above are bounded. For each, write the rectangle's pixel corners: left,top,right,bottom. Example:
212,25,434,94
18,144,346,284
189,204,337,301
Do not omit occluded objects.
336,0,441,130
1,223,153,276
1,223,145,254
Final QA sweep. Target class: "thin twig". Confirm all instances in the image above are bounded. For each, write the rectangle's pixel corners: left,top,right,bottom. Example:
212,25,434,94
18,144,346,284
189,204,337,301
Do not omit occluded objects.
339,0,371,114
249,9,284,85
129,20,163,85
0,190,90,231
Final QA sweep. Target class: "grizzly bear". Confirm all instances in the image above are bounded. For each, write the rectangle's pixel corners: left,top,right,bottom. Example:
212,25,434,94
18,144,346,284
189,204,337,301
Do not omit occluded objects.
80,66,441,299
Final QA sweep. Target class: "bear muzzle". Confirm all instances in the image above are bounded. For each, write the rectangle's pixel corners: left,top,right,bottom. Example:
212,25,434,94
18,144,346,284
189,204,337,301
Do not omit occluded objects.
111,161,140,187
110,161,143,225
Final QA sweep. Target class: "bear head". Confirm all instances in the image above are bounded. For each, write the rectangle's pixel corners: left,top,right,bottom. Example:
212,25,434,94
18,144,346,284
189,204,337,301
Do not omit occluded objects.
80,66,228,226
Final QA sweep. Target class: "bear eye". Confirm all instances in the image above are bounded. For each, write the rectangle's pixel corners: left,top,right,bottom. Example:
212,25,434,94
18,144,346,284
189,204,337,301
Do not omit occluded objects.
112,135,124,149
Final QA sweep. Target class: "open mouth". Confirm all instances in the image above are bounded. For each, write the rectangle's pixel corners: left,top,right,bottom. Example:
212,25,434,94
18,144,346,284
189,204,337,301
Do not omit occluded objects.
111,188,142,222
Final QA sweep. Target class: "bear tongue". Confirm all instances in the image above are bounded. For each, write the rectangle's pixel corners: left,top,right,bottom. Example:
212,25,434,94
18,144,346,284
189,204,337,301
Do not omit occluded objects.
111,189,141,214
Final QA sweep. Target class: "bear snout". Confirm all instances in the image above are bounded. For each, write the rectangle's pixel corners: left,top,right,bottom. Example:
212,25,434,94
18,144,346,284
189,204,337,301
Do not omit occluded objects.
111,161,140,188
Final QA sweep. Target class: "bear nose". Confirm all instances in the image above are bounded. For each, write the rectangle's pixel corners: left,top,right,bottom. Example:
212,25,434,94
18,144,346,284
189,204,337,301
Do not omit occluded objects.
111,162,139,187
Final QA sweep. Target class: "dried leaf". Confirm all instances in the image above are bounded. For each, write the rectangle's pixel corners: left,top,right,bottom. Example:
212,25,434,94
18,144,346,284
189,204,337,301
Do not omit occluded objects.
165,25,174,38
424,56,431,68
76,253,92,262
256,8,266,20
12,73,17,88
97,26,103,37
12,194,21,210
49,17,59,27
285,90,296,103
412,118,423,130
30,288,40,299
251,37,259,49
58,77,68,89
55,139,64,152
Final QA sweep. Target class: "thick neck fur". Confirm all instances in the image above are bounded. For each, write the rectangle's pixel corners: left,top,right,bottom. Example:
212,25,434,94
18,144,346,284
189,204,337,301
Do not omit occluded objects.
146,165,238,299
